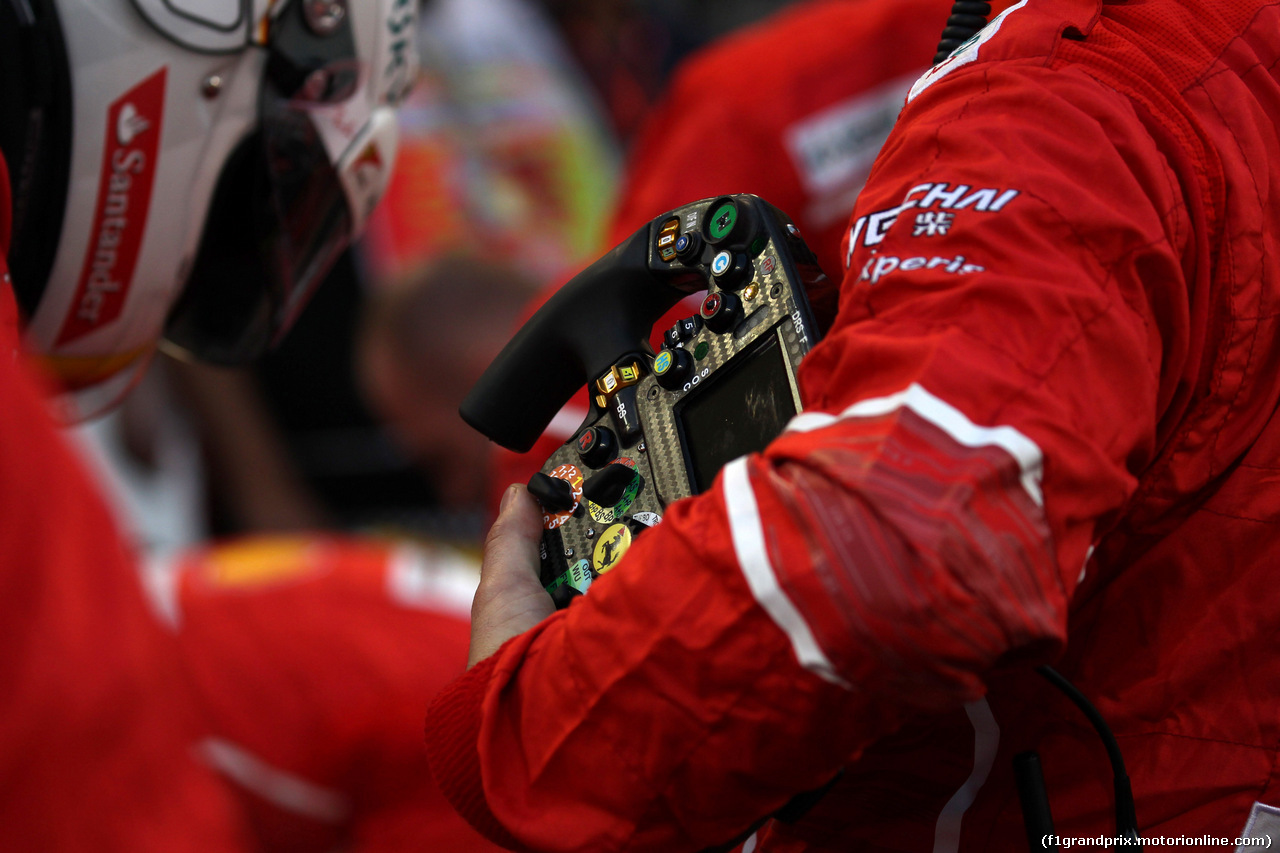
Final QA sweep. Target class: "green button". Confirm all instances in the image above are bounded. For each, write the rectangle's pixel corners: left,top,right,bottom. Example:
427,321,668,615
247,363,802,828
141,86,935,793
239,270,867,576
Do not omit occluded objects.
694,341,710,360
707,201,738,242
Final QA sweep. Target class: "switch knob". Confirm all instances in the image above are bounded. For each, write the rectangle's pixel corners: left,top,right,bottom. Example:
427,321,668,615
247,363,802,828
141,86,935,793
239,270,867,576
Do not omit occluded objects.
528,472,576,513
700,290,743,334
654,347,694,390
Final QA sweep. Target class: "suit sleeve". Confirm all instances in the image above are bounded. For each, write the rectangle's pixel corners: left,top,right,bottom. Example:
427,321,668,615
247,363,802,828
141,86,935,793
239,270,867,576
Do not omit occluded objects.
426,62,1194,852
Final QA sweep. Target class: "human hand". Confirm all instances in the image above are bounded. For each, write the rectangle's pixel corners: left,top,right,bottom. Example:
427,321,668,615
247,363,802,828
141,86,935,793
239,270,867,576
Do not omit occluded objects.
468,485,557,667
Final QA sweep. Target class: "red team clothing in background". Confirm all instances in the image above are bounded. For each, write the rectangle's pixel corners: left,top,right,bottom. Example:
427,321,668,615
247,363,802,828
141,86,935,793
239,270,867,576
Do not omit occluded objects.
1,149,500,848
162,535,506,853
428,1,1280,852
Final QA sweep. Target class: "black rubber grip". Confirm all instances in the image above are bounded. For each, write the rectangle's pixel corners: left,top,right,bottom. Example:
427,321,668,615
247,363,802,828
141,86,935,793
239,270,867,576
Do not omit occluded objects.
460,222,697,452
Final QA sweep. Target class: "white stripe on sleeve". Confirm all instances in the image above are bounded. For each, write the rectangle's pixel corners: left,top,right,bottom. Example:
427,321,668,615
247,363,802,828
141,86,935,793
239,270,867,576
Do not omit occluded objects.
786,383,1043,506
722,457,850,689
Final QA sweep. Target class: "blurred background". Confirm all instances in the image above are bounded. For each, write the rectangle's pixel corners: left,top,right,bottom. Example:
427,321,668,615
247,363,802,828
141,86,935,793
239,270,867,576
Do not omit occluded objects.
73,0,814,554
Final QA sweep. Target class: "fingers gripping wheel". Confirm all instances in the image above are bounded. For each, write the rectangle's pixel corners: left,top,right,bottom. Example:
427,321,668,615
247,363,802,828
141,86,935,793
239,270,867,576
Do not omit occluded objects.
461,195,832,606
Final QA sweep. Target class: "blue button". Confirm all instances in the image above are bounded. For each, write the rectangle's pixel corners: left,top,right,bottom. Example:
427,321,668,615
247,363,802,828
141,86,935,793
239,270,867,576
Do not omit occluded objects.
711,250,731,276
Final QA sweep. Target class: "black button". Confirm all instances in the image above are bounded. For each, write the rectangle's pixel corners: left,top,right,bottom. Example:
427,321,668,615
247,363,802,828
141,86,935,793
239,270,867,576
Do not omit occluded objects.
654,346,694,390
582,463,637,507
528,471,576,513
610,385,643,444
675,232,703,261
703,195,758,249
700,290,742,333
576,425,617,468
710,250,751,291
703,198,741,246
663,325,681,349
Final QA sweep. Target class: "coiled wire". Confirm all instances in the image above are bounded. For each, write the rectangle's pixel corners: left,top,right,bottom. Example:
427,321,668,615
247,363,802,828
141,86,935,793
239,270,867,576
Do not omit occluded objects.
932,0,992,64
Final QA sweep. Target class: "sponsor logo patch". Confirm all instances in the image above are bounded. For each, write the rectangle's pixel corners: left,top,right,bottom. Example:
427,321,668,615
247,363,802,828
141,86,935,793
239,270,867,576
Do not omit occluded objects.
57,68,166,346
912,211,953,237
382,0,418,103
844,181,1019,267
856,253,985,285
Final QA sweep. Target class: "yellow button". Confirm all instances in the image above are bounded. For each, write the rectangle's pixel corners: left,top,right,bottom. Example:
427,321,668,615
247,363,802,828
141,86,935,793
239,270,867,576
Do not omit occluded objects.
618,362,640,385
657,217,681,262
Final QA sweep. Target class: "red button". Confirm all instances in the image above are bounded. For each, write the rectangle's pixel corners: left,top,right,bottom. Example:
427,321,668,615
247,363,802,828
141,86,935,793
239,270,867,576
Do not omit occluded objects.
701,293,722,318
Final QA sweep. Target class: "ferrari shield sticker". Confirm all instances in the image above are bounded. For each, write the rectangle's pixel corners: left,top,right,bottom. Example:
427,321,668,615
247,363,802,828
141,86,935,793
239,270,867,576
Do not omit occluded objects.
592,524,632,573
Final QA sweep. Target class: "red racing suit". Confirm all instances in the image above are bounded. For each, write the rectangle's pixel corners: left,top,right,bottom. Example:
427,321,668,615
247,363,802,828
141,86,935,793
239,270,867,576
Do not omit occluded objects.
0,159,251,850
426,0,1280,851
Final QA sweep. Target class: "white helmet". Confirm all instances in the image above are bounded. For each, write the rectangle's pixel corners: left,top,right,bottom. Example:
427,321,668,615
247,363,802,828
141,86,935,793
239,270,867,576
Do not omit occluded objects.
0,0,416,410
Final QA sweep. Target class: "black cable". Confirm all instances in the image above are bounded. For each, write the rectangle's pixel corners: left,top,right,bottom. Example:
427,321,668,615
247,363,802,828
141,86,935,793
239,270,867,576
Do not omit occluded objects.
697,772,842,853
933,0,992,64
1037,666,1142,850
1014,751,1057,852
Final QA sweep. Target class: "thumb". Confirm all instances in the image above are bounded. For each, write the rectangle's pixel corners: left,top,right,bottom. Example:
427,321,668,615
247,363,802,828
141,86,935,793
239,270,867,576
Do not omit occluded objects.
469,484,555,667
483,484,546,576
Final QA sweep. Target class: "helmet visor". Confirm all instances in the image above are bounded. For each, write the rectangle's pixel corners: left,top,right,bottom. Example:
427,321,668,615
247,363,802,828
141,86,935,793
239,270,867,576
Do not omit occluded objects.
163,107,353,364
163,4,366,365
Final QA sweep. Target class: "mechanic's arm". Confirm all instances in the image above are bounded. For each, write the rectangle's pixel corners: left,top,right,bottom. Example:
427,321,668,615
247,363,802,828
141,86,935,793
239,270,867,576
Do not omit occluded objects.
426,63,1195,853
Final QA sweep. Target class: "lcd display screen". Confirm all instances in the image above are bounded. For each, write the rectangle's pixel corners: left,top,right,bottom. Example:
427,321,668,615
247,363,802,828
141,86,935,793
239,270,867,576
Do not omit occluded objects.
676,330,798,493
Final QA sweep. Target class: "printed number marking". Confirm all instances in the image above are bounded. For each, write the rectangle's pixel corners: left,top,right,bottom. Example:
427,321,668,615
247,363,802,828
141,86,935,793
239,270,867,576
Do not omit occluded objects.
791,309,807,345
683,367,711,393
